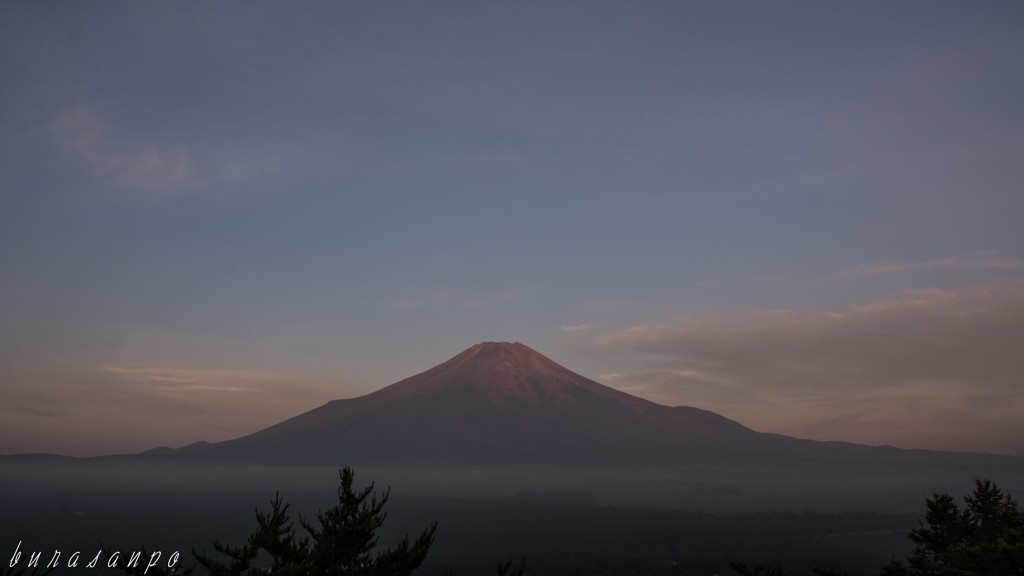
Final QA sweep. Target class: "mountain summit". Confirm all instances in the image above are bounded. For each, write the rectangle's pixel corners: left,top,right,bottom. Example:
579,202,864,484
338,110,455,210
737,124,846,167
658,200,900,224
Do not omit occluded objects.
363,341,655,411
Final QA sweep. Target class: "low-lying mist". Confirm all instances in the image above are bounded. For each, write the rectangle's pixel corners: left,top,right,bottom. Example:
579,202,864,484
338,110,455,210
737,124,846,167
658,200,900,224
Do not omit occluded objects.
3,458,1022,575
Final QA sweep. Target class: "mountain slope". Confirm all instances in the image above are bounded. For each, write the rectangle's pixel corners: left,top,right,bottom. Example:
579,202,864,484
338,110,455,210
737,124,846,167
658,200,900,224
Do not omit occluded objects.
176,342,1022,468
198,342,762,464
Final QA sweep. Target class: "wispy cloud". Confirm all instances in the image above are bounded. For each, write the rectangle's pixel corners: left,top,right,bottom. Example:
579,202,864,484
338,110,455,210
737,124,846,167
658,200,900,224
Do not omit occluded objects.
98,365,276,388
582,279,1024,455
51,106,306,194
54,107,199,190
826,252,1024,282
95,364,330,408
560,324,596,333
0,362,336,456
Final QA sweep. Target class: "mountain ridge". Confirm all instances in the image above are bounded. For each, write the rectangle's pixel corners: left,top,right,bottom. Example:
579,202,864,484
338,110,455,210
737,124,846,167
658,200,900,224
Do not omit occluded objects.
205,341,763,464
248,342,690,438
18,342,1016,468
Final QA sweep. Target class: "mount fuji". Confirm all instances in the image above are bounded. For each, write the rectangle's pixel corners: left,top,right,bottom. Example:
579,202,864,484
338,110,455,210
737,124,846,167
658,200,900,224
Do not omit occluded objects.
166,342,1019,468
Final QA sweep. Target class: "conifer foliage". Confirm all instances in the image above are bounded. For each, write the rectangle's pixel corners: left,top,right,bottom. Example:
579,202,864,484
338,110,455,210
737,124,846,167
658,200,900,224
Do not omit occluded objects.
883,478,1024,576
730,478,1024,576
193,467,437,575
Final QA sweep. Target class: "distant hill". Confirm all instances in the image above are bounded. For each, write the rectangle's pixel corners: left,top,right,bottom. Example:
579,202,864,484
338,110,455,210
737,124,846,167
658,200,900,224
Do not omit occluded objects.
157,342,1022,469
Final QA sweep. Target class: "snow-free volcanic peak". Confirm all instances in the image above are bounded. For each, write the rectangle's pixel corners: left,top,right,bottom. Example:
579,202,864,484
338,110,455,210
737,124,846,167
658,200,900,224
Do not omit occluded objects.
371,341,654,411
210,341,759,464
188,342,1013,467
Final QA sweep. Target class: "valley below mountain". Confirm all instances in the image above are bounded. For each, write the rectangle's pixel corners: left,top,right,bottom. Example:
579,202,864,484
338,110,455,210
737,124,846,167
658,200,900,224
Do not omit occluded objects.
3,458,1023,575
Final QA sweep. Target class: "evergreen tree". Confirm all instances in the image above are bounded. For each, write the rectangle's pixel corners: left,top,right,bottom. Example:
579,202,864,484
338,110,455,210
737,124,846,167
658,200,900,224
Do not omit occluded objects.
882,478,1024,576
731,479,1023,576
193,467,436,575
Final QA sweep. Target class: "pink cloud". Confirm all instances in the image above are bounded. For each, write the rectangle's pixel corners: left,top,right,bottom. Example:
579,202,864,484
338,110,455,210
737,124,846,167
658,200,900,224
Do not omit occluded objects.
585,280,1024,455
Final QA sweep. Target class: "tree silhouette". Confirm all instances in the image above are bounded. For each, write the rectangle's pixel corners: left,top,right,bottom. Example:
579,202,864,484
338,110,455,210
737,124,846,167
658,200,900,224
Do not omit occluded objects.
882,478,1024,576
193,466,436,575
730,479,1023,576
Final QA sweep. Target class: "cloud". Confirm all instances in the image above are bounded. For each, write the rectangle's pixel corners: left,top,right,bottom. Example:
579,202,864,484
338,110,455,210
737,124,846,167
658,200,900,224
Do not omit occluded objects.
0,362,336,456
560,324,596,333
98,365,275,388
826,252,1024,282
54,107,199,190
50,106,305,194
585,279,1024,455
94,364,335,415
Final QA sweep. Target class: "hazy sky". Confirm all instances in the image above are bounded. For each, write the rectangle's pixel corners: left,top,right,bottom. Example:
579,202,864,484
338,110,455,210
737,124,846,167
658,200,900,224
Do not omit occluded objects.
2,1,1023,457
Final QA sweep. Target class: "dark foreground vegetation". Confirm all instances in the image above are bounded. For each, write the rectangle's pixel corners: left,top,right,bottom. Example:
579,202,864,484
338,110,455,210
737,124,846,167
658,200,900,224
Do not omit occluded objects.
733,479,1024,576
2,462,1021,575
3,467,523,576
191,466,438,575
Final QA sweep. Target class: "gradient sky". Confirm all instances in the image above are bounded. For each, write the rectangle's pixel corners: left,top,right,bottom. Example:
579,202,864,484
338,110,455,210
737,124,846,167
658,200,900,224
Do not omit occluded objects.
2,1,1023,457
